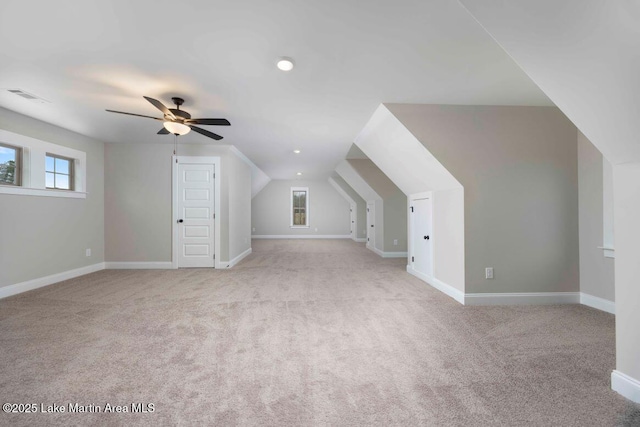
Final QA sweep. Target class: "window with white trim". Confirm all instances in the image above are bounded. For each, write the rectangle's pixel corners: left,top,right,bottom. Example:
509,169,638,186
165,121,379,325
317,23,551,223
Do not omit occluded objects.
0,129,87,199
46,153,74,190
290,187,309,228
0,142,21,186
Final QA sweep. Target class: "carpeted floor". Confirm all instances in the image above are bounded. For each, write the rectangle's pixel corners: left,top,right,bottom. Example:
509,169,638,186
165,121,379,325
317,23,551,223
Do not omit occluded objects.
0,239,638,426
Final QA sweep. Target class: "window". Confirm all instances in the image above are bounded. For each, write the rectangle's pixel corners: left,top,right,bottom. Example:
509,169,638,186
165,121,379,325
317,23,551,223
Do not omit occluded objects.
0,142,21,186
0,128,86,198
291,187,309,227
46,153,74,190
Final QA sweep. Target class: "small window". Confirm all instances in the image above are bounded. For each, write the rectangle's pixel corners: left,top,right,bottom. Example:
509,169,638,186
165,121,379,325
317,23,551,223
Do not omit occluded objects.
46,153,74,190
0,142,21,186
291,187,309,227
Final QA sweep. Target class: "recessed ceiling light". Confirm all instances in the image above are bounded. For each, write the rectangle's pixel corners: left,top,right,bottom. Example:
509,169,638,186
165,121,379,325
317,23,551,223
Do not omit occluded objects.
293,149,301,154
277,57,295,71
296,172,302,176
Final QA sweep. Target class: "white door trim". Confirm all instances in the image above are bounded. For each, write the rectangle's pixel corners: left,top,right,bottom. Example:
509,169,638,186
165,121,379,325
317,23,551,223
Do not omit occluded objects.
172,156,221,269
409,192,434,274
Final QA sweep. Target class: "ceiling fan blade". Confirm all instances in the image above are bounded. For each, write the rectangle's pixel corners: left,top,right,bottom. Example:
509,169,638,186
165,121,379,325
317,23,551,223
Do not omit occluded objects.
190,126,223,140
157,127,170,135
106,109,162,120
185,118,231,126
143,96,176,120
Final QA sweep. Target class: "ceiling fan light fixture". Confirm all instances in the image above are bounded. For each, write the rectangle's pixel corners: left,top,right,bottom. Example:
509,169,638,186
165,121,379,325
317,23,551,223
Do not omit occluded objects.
164,121,191,136
277,57,295,71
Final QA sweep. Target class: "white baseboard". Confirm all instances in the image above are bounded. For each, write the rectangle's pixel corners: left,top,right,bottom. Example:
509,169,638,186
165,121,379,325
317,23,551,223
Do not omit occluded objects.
219,247,252,269
0,262,105,300
612,370,640,403
371,246,408,258
406,265,465,304
580,292,615,314
104,262,173,269
354,237,367,243
252,235,351,239
464,292,580,306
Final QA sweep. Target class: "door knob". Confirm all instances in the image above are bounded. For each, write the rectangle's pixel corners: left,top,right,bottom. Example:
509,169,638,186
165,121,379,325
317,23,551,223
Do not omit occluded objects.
178,219,184,223
424,235,429,240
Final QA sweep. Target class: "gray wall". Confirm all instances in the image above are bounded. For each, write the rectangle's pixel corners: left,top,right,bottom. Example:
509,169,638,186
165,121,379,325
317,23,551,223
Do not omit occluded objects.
331,174,367,239
0,107,105,288
252,179,350,236
228,151,252,260
578,131,615,301
388,104,579,294
347,159,407,252
383,192,408,252
105,143,251,263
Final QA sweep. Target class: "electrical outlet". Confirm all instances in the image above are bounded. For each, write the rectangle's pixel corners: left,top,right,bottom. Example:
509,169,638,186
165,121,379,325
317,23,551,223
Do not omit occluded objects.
393,239,398,246
252,227,256,232
85,248,92,257
315,227,318,232
485,267,494,279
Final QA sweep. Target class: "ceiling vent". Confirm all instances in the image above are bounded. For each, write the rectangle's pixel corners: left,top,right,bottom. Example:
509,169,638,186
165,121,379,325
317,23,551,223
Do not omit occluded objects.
7,89,50,103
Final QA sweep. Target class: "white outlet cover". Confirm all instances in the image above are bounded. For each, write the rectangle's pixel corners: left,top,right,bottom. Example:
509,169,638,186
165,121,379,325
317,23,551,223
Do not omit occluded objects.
485,267,494,279
85,248,92,257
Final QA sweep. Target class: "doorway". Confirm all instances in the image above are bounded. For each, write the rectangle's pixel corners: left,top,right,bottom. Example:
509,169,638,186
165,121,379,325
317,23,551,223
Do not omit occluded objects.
172,156,220,268
411,197,433,277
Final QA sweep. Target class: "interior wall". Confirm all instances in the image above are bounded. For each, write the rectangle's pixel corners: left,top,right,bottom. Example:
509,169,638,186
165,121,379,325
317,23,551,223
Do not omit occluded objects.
330,175,367,239
251,179,350,237
383,192,407,252
578,131,615,302
388,104,579,294
0,107,105,288
105,143,250,263
432,188,465,292
613,162,640,385
227,150,252,261
347,158,408,253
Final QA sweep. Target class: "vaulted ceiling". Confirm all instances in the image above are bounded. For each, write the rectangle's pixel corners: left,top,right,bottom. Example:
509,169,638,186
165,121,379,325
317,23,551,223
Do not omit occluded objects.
0,0,550,179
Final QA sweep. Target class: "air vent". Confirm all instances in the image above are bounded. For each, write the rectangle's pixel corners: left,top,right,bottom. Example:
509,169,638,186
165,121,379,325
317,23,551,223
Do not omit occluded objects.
7,89,50,103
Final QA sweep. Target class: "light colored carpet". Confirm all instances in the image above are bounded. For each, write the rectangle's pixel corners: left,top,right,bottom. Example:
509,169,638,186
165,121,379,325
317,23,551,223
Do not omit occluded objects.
0,239,637,426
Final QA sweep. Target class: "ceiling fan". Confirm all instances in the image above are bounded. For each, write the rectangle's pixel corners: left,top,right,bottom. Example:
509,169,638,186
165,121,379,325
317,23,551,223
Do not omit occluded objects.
106,96,230,140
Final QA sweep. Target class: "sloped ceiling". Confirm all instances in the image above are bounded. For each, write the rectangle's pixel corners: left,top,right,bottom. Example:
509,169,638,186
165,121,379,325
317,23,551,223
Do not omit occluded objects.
459,0,640,165
347,159,403,199
0,0,551,180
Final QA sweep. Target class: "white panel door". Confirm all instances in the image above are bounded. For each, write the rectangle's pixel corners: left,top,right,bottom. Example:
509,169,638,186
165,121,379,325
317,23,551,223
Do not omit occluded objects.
367,202,375,248
177,163,215,268
412,198,433,276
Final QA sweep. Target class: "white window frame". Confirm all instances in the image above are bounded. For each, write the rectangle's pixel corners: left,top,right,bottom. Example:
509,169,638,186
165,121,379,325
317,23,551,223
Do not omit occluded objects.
0,129,86,199
0,142,22,186
290,186,310,228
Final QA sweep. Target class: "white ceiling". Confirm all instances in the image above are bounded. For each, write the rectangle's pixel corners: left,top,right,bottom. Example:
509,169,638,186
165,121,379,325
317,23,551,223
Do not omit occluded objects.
0,0,551,179
459,0,640,165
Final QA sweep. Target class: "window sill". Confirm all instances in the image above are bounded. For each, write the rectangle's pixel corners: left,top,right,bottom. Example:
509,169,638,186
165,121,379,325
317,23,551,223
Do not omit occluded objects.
0,186,87,199
290,225,310,229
